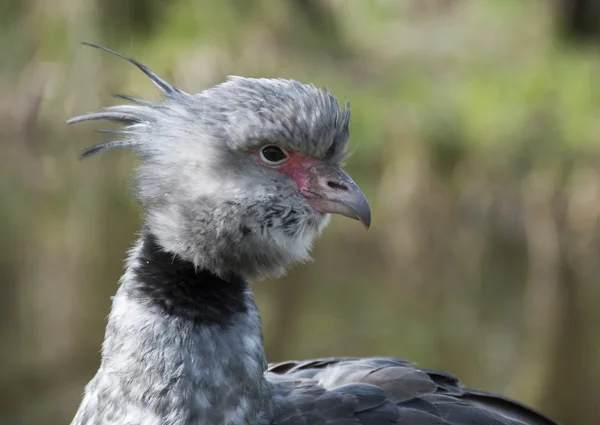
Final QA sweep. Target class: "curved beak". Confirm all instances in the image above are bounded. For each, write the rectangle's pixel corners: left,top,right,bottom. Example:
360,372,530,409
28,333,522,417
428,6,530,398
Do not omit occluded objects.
306,164,371,229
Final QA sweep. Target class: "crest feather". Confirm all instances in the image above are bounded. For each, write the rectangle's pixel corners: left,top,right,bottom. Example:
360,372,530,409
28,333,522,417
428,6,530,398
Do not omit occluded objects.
68,43,185,159
79,140,139,159
81,42,182,96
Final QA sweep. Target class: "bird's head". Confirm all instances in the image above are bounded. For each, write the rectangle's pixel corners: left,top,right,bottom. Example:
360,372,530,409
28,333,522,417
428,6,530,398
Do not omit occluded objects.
69,45,370,280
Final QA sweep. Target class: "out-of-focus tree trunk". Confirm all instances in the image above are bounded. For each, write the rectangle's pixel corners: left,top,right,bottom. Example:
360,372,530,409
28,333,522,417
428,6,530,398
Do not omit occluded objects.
557,0,600,42
98,0,174,42
281,0,349,57
263,273,306,362
289,0,341,41
538,192,600,423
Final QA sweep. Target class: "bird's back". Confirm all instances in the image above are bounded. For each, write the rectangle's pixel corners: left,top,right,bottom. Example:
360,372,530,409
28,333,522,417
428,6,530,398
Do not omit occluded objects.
267,357,559,425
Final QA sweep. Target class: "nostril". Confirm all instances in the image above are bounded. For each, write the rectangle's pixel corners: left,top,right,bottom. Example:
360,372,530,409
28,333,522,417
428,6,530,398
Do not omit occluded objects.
327,181,349,191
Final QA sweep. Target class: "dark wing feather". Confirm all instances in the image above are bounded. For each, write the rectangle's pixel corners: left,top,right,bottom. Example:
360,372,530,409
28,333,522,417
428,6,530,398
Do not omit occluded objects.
267,357,560,425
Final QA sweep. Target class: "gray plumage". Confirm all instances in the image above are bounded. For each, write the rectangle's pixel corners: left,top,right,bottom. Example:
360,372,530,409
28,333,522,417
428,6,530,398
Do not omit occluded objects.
66,44,559,425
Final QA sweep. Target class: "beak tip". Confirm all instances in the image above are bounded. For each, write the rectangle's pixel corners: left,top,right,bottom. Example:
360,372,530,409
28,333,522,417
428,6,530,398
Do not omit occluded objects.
359,212,371,230
353,200,371,230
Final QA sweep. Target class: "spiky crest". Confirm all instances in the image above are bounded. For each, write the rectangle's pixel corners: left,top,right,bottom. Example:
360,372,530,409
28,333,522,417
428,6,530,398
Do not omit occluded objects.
66,43,186,159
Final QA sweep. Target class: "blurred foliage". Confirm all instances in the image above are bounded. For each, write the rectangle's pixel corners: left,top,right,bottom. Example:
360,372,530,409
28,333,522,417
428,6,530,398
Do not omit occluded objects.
0,1,599,424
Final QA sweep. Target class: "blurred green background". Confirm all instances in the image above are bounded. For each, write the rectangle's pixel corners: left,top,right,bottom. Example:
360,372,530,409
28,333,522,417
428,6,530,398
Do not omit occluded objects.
1,0,600,424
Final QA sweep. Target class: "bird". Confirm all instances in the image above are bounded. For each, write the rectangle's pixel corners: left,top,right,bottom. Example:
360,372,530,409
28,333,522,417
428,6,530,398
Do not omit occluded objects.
66,44,559,425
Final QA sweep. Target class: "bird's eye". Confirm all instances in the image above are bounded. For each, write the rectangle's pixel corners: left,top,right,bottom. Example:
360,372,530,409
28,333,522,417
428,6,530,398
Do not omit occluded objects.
259,145,288,165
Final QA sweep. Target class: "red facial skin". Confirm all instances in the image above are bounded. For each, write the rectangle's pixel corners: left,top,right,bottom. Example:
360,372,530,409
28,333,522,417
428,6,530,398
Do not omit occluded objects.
252,147,372,228
253,149,320,200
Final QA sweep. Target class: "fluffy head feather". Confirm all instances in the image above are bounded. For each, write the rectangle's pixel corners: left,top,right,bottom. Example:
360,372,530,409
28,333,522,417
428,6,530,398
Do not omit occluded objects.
68,44,354,280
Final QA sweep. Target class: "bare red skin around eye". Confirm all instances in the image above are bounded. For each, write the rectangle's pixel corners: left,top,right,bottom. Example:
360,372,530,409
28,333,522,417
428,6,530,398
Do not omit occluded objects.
253,150,319,198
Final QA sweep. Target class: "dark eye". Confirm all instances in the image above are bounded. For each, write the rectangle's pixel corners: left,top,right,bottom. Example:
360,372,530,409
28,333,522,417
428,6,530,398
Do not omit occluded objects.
259,145,288,165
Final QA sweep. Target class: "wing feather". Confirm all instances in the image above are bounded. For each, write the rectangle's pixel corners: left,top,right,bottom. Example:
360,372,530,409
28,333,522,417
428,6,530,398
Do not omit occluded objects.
267,357,560,425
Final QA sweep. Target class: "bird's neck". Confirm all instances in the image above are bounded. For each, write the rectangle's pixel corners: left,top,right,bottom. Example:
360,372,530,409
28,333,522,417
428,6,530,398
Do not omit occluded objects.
73,233,272,425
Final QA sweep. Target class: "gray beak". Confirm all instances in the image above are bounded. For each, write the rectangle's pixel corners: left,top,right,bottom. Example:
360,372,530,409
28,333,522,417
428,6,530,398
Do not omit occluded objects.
307,164,371,229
